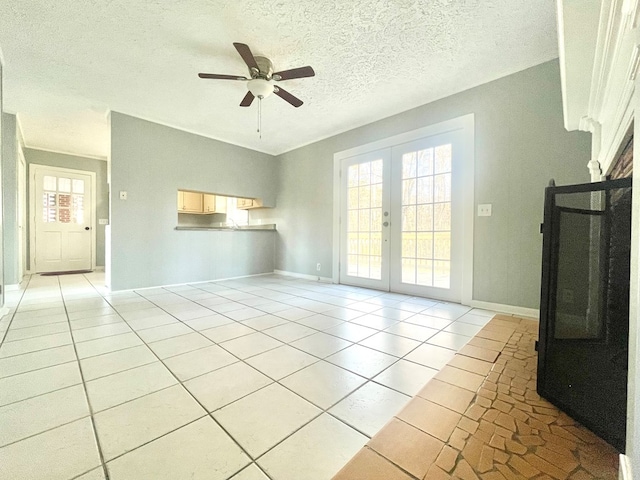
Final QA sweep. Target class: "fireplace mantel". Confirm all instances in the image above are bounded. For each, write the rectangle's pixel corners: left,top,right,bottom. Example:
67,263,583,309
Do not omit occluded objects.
558,0,639,177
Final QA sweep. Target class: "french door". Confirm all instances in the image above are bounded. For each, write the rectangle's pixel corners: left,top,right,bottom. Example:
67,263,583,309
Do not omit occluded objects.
339,132,462,301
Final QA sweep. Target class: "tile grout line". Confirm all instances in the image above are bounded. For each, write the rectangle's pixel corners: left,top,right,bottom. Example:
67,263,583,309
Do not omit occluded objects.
117,280,477,425
0,276,32,349
58,276,112,480
90,280,433,477
83,283,275,480
4,273,492,479
139,284,455,462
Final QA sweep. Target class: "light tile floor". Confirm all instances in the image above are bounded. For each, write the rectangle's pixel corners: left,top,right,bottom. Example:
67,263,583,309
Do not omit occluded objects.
0,272,496,480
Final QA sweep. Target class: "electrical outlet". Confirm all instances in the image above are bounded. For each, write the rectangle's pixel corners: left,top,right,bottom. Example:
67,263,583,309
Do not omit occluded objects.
478,204,492,217
98,219,109,225
316,263,321,272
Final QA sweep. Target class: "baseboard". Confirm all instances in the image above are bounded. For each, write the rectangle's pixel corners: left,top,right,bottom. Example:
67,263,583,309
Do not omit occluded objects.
270,272,540,314
109,272,274,293
273,270,334,283
5,284,20,292
620,454,632,480
467,299,539,319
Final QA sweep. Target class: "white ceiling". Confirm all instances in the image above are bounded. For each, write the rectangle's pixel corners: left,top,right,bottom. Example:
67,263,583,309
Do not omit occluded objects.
0,0,558,158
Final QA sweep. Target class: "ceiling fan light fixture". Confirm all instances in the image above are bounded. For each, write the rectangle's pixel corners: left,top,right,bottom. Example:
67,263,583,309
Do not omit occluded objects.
247,79,274,99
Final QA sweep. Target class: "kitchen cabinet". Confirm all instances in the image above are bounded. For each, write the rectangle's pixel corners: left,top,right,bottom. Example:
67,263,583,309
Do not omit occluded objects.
178,191,227,214
203,194,227,214
236,197,264,209
177,191,203,213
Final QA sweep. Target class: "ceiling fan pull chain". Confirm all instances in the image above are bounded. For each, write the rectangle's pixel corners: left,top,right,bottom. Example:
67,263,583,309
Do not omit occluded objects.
257,97,262,139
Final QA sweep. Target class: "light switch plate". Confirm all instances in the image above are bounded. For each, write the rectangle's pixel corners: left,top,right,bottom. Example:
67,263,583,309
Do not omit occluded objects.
99,219,109,225
478,204,492,217
119,191,127,200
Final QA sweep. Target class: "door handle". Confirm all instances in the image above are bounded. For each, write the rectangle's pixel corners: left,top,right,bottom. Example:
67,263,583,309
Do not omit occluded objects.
383,221,389,227
85,227,90,231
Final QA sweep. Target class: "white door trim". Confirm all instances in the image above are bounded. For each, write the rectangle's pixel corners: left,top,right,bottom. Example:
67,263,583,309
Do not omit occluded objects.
18,147,26,280
29,164,97,273
333,114,475,304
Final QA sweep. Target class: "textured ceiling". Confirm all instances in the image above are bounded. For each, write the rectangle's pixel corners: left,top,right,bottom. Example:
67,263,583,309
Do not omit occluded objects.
0,0,558,158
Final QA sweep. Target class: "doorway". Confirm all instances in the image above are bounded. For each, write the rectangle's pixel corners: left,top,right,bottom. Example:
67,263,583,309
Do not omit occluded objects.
335,116,474,303
30,164,96,273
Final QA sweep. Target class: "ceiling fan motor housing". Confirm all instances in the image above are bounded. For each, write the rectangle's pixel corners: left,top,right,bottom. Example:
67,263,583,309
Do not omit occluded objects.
252,56,274,80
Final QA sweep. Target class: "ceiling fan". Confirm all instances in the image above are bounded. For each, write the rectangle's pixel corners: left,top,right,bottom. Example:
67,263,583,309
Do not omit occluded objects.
198,42,315,108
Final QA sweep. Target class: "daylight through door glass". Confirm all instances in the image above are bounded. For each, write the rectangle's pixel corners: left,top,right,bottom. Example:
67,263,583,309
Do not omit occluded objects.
401,144,451,287
42,176,86,225
346,159,383,279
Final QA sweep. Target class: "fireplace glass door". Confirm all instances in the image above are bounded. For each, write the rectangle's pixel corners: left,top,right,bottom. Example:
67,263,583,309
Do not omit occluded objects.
538,177,632,452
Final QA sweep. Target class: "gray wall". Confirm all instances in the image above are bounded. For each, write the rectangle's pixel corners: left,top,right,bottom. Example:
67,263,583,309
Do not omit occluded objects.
0,63,4,305
109,112,278,290
1,112,18,285
274,60,591,309
24,148,109,267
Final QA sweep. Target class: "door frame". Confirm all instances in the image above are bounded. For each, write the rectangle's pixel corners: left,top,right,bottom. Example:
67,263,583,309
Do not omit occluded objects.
18,147,26,279
29,164,97,273
332,114,475,304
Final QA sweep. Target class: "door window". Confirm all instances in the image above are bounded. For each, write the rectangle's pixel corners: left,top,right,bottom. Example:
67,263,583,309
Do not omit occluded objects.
42,175,86,224
346,159,384,280
400,144,452,288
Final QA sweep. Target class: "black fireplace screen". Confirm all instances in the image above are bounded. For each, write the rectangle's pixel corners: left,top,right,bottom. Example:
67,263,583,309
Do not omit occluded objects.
538,177,632,452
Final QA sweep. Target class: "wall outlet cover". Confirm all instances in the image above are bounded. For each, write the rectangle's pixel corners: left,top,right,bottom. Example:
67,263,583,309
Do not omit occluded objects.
119,191,127,200
99,219,109,225
478,204,492,216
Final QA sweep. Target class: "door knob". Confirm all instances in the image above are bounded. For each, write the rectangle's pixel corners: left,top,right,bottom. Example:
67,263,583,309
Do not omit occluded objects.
85,227,90,231
383,221,389,227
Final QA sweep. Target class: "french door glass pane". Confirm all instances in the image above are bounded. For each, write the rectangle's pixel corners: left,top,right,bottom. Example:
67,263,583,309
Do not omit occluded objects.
346,159,383,280
401,145,452,288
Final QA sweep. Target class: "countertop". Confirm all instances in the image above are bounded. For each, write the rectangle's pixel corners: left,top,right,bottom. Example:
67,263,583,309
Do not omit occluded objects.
175,224,276,231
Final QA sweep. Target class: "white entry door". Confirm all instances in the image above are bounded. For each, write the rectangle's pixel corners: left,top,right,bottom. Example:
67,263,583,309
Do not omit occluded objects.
339,132,463,302
32,165,95,273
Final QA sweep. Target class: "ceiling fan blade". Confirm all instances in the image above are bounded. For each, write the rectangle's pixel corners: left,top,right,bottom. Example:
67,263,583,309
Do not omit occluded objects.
233,42,259,71
240,91,255,107
274,86,303,107
198,73,248,80
273,66,315,81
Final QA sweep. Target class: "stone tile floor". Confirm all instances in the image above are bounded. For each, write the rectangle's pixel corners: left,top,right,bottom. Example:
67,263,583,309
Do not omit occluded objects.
333,315,620,480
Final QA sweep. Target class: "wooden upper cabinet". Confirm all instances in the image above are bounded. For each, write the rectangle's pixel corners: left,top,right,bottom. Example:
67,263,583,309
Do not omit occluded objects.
203,194,227,214
236,197,253,209
178,191,203,213
236,198,264,209
178,191,228,214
